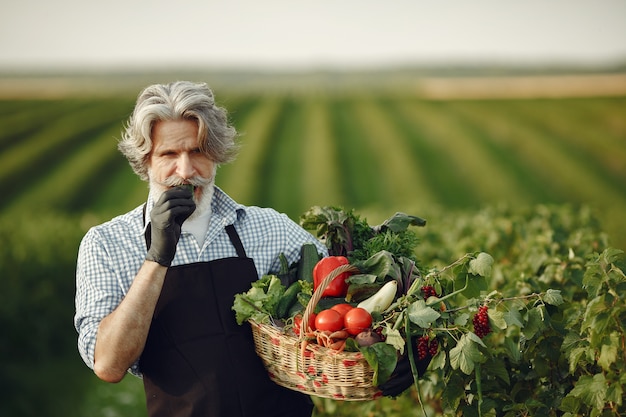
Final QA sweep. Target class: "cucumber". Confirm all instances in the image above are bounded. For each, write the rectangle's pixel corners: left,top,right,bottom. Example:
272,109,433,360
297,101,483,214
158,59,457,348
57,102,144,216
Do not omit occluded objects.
277,253,298,287
276,244,319,318
275,281,302,319
296,243,320,283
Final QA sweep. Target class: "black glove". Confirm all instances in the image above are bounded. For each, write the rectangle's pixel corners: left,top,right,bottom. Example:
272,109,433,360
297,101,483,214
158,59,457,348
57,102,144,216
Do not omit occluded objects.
379,339,431,397
146,185,196,266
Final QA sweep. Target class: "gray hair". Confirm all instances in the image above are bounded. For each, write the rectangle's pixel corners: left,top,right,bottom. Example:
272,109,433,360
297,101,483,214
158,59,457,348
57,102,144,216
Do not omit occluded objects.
118,81,239,181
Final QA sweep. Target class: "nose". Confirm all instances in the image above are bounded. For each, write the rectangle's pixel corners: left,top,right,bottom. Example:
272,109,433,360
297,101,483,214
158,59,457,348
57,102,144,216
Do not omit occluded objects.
176,152,195,180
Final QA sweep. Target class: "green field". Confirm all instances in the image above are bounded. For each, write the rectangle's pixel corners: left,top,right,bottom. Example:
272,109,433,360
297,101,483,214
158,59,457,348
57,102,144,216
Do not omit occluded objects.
2,92,625,249
1,83,625,417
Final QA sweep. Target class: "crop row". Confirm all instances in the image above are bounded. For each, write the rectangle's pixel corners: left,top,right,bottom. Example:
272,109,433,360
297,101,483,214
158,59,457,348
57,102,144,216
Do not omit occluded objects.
1,94,624,248
0,99,133,212
219,96,626,225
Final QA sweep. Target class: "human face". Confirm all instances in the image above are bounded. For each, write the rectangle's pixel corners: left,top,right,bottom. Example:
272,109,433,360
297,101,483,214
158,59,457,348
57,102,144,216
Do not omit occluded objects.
148,119,216,202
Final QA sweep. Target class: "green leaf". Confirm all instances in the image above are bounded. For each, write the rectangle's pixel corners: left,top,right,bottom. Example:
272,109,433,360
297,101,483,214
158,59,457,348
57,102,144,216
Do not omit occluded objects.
567,373,608,411
467,330,487,348
382,326,405,354
232,275,286,324
429,349,446,370
481,400,498,417
503,307,524,328
561,331,582,353
503,337,522,363
265,275,287,316
600,247,625,266
345,273,380,302
353,250,396,278
449,333,483,374
346,273,378,285
568,346,589,374
597,332,619,371
543,288,564,306
373,212,426,233
299,206,369,257
407,300,441,328
558,396,582,413
232,294,269,325
456,272,488,299
589,313,612,347
454,312,470,326
489,309,508,330
483,357,510,385
468,252,494,277
582,294,609,333
606,380,624,406
361,342,398,386
581,249,623,298
582,262,604,298
442,373,465,411
522,307,545,339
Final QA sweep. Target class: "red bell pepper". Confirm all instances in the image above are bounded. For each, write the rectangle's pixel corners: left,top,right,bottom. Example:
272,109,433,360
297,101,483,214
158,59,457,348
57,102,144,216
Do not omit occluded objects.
313,256,353,297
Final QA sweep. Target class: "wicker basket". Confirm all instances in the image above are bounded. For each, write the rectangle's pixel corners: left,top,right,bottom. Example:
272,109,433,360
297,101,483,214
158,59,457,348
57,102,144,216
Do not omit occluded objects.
249,263,383,401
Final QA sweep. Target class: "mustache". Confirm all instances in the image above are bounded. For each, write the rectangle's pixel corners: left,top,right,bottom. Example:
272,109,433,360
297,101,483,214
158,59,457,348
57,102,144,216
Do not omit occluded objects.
159,175,213,188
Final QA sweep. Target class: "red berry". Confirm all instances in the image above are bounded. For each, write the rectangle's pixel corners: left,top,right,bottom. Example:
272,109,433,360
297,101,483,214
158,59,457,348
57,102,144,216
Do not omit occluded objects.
416,336,438,360
429,339,439,356
416,336,429,360
421,285,439,299
473,305,491,338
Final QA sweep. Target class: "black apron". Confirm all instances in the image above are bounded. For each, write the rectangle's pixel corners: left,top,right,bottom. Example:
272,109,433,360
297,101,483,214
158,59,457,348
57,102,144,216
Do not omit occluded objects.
139,222,312,417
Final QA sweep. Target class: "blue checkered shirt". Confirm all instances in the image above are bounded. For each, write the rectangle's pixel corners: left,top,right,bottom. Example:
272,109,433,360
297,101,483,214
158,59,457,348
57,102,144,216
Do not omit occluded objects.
74,186,327,377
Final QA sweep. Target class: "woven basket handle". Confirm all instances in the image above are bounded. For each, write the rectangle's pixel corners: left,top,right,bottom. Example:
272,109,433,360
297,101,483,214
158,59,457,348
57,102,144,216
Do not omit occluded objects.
300,263,360,340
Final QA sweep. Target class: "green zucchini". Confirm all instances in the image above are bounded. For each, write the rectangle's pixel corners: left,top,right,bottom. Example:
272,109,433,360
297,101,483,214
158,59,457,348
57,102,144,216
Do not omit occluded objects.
277,253,297,287
275,281,302,319
296,243,320,283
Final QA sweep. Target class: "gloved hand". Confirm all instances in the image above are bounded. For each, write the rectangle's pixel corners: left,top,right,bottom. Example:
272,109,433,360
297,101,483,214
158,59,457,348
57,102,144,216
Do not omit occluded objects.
146,185,196,266
379,339,431,397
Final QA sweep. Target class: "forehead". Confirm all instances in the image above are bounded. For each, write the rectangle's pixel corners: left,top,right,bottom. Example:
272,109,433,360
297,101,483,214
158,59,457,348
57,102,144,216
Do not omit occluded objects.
152,119,199,149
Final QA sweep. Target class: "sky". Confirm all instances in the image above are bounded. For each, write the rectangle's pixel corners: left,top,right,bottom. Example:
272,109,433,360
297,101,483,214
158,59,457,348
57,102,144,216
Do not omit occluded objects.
1,0,625,71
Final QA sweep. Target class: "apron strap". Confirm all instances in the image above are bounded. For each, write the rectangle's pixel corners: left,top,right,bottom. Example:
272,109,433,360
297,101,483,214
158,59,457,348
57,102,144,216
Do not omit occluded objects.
143,204,152,250
225,224,247,258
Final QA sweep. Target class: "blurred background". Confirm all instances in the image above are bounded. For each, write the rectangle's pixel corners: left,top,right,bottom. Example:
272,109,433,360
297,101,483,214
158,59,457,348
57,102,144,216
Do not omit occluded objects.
1,1,625,416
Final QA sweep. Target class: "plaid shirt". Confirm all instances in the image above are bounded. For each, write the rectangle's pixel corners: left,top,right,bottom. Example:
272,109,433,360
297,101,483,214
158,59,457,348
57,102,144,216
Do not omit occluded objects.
74,186,326,376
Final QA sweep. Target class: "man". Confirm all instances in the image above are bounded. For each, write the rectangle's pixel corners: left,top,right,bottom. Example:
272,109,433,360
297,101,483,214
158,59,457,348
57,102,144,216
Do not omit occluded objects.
74,81,416,417
74,81,327,417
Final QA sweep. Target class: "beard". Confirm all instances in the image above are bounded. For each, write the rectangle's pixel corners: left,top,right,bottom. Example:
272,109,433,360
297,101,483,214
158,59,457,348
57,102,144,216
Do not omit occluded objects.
148,169,216,222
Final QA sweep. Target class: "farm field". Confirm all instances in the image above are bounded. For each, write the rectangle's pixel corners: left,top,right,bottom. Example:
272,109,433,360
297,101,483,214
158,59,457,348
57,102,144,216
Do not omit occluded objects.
1,92,625,249
1,82,625,417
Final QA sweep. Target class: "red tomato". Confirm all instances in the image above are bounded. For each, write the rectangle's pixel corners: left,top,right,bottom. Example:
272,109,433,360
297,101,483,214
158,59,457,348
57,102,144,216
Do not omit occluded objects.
330,303,354,318
294,313,317,335
315,309,344,332
344,307,373,336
